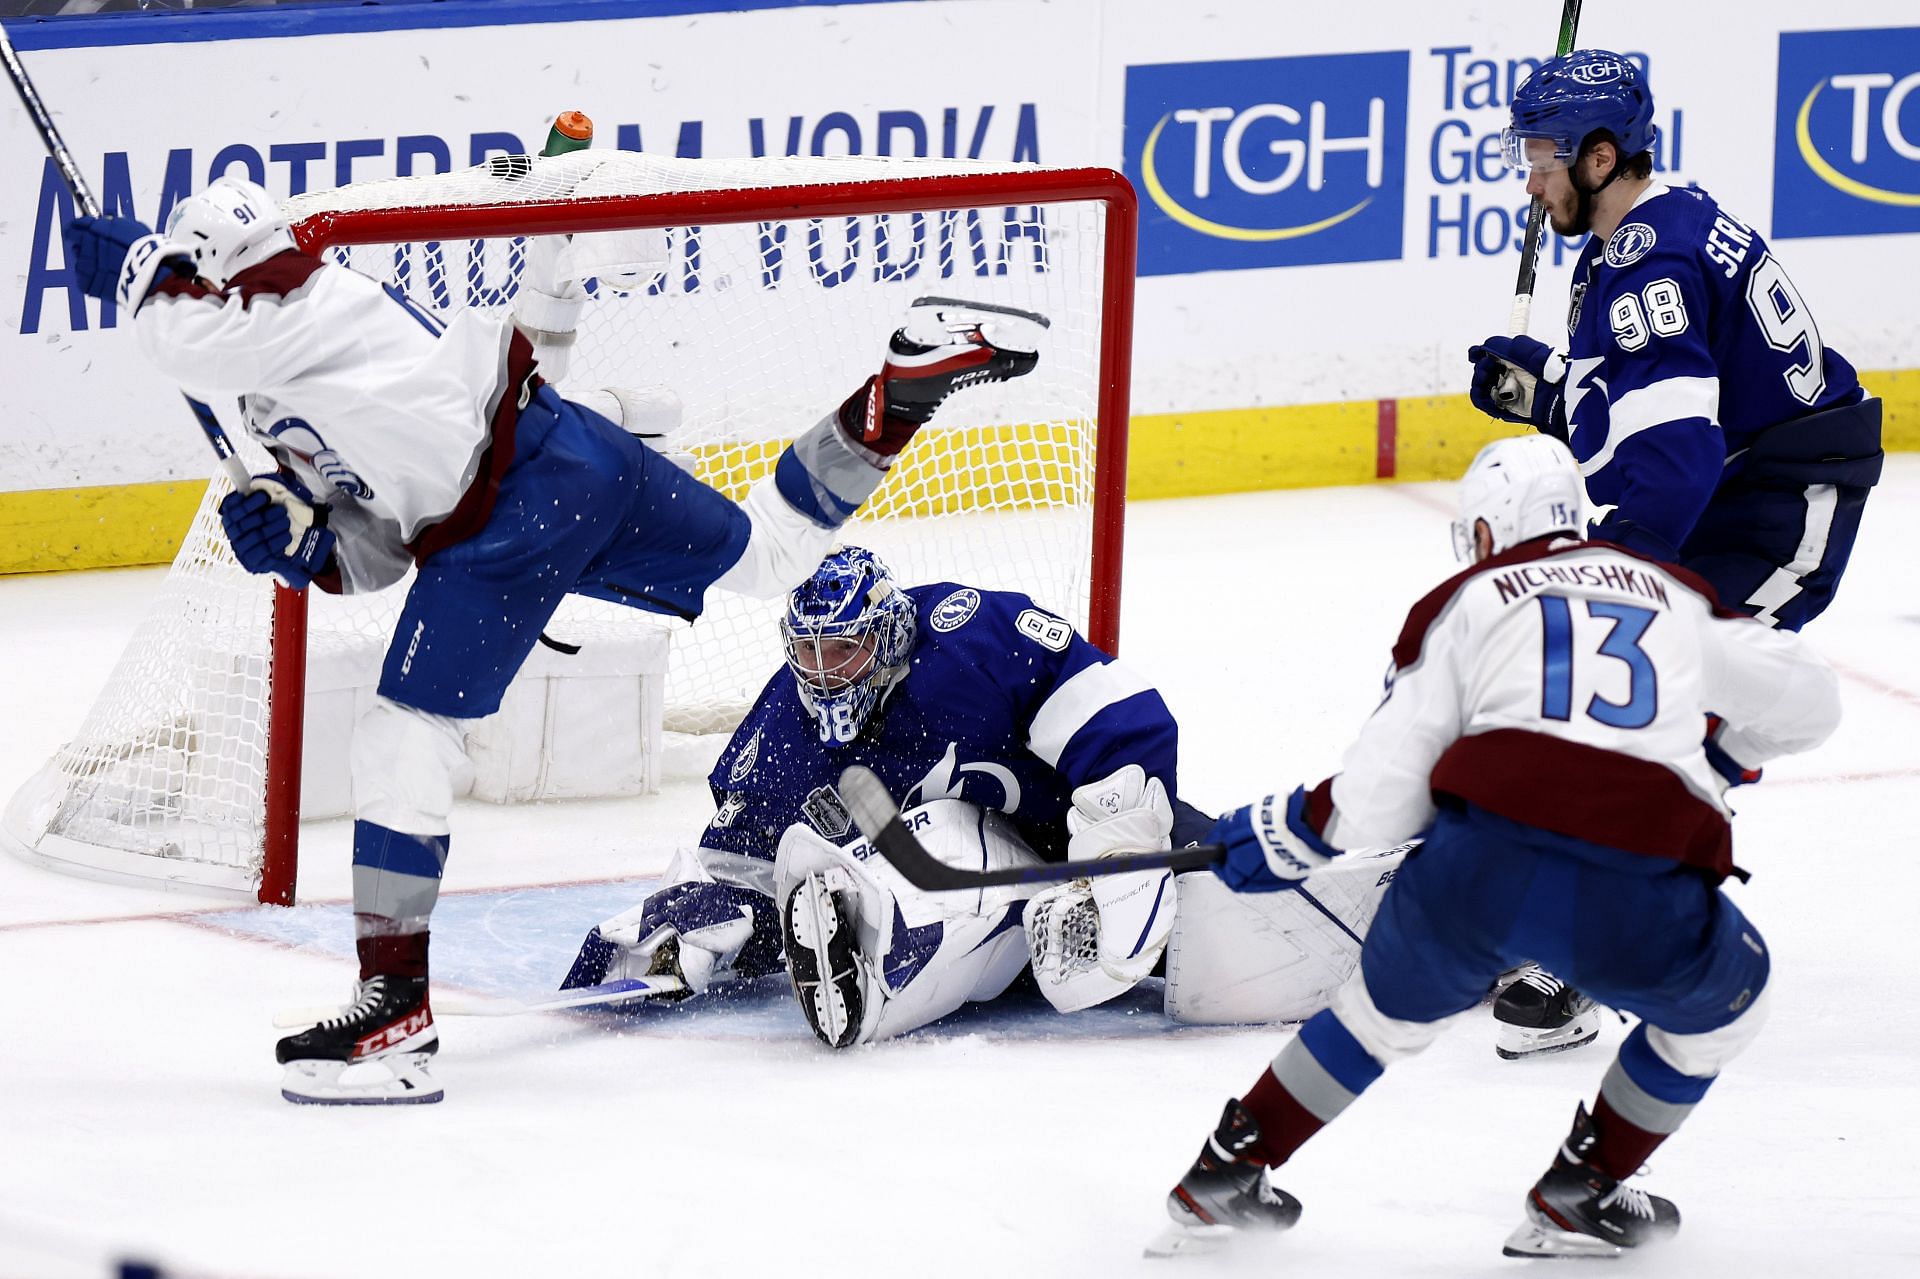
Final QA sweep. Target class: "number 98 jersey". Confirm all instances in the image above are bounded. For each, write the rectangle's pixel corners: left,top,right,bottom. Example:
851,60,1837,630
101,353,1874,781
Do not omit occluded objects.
1561,184,1864,558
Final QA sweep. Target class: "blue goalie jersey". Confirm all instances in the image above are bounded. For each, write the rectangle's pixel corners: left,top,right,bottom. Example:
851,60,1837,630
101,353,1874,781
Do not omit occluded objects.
696,583,1184,866
1562,184,1866,562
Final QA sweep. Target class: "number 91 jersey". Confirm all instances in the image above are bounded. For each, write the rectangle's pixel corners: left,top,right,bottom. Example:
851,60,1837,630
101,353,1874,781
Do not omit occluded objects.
1562,184,1863,553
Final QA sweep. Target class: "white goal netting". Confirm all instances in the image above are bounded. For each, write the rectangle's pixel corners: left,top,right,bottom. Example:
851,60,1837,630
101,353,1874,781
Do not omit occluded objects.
3,151,1125,898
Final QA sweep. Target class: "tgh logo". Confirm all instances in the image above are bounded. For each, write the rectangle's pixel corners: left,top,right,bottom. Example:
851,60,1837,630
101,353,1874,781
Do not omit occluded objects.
1773,27,1920,239
1124,50,1409,275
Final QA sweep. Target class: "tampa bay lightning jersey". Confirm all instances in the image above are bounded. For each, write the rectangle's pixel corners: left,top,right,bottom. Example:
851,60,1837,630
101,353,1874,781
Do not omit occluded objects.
1562,184,1863,558
696,583,1181,866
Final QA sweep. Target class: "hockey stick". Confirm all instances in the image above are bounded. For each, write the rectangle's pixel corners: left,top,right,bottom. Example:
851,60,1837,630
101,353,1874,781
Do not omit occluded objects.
272,975,686,1029
839,764,1225,891
1493,0,1585,409
1,20,252,492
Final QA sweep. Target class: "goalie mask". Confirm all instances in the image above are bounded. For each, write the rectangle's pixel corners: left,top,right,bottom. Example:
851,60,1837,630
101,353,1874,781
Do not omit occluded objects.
1452,435,1585,562
164,176,297,288
782,547,916,745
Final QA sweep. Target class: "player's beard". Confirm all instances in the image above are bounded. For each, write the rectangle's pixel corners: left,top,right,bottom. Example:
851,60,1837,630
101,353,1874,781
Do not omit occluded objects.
1546,181,1592,237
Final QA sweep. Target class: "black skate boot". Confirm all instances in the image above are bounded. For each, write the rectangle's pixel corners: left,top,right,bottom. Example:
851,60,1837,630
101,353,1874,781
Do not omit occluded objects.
276,974,441,1105
782,869,871,1050
1144,1099,1303,1258
1503,1104,1681,1258
1495,964,1603,1059
845,297,1047,455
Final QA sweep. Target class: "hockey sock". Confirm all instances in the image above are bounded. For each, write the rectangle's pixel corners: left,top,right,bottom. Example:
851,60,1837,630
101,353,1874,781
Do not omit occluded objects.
355,927,430,981
1239,1008,1390,1167
1237,1065,1327,1168
1585,1093,1672,1181
350,819,449,929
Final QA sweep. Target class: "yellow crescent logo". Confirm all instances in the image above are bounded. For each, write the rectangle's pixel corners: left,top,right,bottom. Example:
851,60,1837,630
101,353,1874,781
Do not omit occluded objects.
1795,78,1920,208
1140,113,1373,241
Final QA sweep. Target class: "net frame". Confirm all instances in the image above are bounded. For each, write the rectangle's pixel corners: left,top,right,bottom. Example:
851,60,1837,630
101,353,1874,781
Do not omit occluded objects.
9,161,1137,906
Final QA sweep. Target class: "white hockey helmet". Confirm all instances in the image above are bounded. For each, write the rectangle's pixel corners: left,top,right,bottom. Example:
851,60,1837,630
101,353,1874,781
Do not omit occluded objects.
163,176,296,287
1452,434,1586,561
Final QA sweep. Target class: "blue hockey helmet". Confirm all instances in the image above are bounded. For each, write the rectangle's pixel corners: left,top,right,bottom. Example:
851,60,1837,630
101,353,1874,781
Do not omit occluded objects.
1502,50,1657,174
781,547,917,745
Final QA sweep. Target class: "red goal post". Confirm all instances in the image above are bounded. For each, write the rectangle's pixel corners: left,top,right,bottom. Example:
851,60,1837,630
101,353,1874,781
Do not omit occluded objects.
4,154,1138,906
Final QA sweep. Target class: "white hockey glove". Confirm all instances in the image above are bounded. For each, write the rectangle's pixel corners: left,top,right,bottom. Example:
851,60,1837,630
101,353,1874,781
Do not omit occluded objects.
1025,765,1178,1013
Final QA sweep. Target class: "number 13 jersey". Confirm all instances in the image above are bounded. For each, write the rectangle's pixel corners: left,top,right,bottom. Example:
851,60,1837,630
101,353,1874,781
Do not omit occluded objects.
1313,536,1839,880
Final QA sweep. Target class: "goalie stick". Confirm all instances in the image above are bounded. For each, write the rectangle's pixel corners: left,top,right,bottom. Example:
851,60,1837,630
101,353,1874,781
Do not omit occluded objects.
1493,0,1586,409
839,764,1225,890
1,20,252,493
272,975,685,1029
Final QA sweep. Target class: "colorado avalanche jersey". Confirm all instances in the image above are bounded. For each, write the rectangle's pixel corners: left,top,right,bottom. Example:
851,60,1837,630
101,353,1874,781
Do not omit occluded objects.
1562,184,1863,558
135,251,528,594
1299,536,1838,879
693,584,1181,879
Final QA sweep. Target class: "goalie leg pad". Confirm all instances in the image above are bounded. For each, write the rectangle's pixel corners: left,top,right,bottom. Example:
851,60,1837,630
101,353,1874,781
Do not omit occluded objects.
1163,845,1407,1025
773,799,1044,1044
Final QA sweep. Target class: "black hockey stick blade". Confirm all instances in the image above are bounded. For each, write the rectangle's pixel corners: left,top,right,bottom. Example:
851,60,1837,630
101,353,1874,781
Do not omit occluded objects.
838,765,1224,892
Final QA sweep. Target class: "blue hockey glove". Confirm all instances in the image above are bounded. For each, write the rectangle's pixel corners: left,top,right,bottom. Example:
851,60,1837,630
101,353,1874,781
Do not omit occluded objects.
1209,788,1336,893
1468,335,1569,437
218,473,335,591
65,215,156,303
1703,714,1764,792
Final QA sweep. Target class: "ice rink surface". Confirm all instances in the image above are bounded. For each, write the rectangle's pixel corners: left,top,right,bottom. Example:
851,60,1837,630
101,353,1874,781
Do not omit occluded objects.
3,469,1918,1278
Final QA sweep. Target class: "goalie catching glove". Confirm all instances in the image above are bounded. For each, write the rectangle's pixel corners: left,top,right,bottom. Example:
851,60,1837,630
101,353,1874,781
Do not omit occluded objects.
218,473,336,591
1024,764,1179,1012
1209,787,1337,894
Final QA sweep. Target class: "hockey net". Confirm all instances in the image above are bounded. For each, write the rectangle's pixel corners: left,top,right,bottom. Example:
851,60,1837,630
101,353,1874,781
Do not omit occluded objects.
2,151,1136,903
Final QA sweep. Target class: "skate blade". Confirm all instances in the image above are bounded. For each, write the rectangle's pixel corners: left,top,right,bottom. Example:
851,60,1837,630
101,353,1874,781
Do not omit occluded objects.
1501,1219,1624,1260
1142,1222,1236,1259
905,296,1049,352
1495,1013,1604,1061
281,1053,443,1106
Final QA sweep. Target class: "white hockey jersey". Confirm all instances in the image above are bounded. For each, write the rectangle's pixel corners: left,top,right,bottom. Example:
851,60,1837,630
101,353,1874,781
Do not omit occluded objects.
135,251,534,594
1302,536,1840,878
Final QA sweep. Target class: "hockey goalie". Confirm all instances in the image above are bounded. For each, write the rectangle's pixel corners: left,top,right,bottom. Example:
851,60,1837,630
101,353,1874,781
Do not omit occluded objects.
563,548,1403,1044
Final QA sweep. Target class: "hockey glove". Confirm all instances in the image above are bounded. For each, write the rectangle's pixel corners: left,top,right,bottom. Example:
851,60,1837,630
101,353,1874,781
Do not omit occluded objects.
1703,713,1764,794
1210,788,1335,893
564,879,782,997
65,215,157,303
1468,335,1569,438
218,473,336,591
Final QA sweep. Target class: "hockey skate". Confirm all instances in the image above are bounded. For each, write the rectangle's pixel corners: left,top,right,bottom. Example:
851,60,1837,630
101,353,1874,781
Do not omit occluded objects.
1144,1099,1303,1258
851,297,1048,454
276,975,442,1105
1495,964,1603,1059
1503,1104,1680,1258
782,869,871,1050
